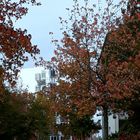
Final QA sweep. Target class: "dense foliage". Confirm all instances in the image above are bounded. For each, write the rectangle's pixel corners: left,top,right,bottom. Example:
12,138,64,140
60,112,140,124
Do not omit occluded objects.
0,90,51,140
46,0,140,139
0,1,52,140
1,0,140,139
0,0,40,86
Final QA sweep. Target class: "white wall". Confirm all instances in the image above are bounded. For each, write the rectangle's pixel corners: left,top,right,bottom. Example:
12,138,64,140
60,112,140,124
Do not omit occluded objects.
93,111,119,138
108,114,119,135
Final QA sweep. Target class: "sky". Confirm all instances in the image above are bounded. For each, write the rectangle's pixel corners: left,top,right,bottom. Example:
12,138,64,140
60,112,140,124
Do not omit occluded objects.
15,0,121,68
15,0,74,68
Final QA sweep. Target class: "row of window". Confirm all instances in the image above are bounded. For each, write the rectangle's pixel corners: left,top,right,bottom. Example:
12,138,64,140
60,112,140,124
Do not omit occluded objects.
50,136,63,140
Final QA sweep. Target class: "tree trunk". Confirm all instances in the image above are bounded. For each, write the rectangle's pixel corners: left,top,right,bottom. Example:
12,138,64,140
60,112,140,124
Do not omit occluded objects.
102,106,108,140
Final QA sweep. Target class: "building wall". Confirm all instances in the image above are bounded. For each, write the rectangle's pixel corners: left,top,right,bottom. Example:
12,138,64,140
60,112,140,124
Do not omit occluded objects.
108,114,119,135
93,111,119,139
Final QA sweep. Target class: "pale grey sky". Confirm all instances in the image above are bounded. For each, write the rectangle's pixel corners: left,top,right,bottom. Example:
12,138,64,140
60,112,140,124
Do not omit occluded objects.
15,0,121,68
15,0,74,68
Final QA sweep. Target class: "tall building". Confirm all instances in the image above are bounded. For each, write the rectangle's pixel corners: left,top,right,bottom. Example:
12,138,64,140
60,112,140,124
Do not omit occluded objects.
35,67,56,92
18,67,55,93
35,70,47,92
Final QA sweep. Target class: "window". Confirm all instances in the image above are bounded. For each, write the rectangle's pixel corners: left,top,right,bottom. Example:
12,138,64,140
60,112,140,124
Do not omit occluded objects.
41,71,46,79
35,73,41,81
50,69,55,78
50,136,57,140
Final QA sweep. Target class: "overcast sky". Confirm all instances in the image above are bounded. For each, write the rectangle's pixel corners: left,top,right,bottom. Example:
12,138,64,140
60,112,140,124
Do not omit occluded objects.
15,0,120,68
15,0,74,68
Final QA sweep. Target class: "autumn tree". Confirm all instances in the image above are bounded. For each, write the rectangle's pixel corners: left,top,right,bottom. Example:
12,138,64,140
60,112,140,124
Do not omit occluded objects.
99,0,140,139
44,0,125,139
0,1,54,139
0,0,40,86
28,92,55,140
100,0,140,110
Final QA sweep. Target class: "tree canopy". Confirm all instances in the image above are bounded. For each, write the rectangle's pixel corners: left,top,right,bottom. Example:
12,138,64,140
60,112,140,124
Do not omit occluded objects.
0,0,40,86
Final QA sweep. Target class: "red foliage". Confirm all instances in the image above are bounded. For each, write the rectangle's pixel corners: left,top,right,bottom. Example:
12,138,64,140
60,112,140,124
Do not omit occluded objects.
0,0,40,85
46,0,124,116
119,132,140,140
100,13,140,110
